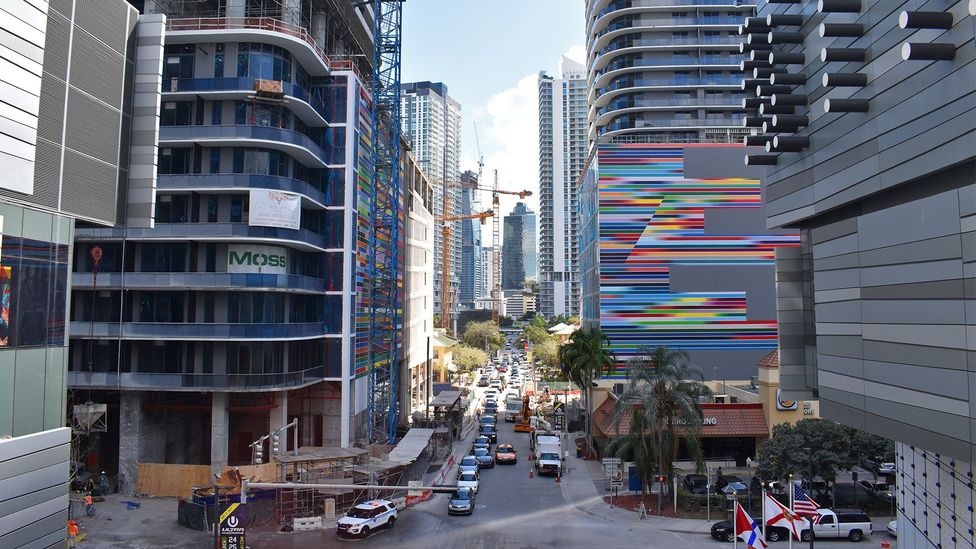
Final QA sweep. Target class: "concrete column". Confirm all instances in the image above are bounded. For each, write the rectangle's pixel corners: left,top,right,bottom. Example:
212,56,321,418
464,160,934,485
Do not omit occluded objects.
270,391,288,453
118,392,142,496
210,392,229,480
311,13,327,50
225,0,245,18
282,0,302,27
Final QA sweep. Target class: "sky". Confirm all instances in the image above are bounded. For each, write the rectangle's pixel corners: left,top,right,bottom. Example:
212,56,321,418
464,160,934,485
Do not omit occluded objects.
401,0,586,230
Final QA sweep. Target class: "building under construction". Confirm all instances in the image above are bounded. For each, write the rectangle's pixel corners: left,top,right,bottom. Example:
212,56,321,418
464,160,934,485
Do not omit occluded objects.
67,0,417,496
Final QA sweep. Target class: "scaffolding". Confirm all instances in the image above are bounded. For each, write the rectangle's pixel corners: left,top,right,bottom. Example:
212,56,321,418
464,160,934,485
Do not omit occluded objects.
365,0,404,446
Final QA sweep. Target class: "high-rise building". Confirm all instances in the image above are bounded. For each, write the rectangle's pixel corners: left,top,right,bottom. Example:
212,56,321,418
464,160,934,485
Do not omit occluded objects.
478,245,494,301
401,81,462,323
584,0,754,145
0,0,140,543
502,202,536,291
458,170,483,309
66,0,396,495
538,56,587,318
739,3,975,547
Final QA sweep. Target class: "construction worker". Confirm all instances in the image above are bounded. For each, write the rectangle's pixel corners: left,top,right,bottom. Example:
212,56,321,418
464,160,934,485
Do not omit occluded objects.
84,493,95,517
66,519,79,547
99,471,110,495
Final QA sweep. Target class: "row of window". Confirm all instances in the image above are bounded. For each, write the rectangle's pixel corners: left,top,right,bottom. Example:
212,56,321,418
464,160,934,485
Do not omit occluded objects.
73,289,339,325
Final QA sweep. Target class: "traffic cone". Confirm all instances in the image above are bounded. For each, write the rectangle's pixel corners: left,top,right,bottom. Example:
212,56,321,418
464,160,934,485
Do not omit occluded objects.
556,471,561,483
529,467,534,479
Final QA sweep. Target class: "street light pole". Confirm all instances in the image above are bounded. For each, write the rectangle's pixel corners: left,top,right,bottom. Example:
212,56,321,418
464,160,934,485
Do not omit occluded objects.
806,448,815,549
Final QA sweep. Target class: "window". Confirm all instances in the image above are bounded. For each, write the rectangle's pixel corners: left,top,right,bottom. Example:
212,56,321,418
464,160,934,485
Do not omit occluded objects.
230,196,244,223
207,197,218,222
161,102,192,126
158,148,192,175
211,101,222,125
214,44,224,78
209,148,220,173
820,515,834,525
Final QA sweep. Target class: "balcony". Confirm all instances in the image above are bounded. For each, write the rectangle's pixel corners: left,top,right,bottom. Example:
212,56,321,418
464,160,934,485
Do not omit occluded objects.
67,366,336,392
158,125,336,169
71,321,332,340
595,95,745,121
589,0,754,25
593,35,743,65
163,77,332,126
595,15,744,41
594,56,745,87
76,223,332,253
72,272,329,294
158,173,333,208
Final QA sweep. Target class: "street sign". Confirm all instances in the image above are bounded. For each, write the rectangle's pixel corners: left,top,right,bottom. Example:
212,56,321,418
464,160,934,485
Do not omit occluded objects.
602,457,621,478
611,470,623,488
218,503,245,549
408,480,423,497
554,410,565,431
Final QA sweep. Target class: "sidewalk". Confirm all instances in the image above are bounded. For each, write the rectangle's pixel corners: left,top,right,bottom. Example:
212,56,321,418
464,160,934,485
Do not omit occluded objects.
558,433,714,535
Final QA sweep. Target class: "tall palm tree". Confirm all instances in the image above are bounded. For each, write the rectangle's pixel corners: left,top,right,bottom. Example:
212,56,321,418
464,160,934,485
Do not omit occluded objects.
610,346,709,496
558,328,616,444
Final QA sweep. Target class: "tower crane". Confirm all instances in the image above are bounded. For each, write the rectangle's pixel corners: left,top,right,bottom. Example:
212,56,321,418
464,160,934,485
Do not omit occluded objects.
438,177,531,330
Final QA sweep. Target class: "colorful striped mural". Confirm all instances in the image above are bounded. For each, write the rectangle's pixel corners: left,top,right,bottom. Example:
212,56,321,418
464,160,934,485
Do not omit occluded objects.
594,144,799,375
354,84,373,379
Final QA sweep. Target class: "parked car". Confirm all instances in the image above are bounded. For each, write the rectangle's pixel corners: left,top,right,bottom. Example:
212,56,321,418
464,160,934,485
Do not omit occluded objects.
833,482,876,507
682,474,709,495
886,520,897,538
876,462,896,476
472,447,495,468
477,376,489,387
495,443,517,464
710,520,736,542
456,470,480,494
336,499,397,538
798,508,874,542
857,480,895,503
715,475,744,492
458,455,480,475
448,487,476,515
471,435,491,452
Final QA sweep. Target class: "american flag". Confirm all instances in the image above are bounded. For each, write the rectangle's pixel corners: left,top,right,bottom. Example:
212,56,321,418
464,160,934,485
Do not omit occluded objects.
793,484,820,519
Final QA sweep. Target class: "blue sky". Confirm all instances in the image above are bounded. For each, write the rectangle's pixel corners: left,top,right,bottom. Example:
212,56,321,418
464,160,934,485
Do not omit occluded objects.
401,0,586,218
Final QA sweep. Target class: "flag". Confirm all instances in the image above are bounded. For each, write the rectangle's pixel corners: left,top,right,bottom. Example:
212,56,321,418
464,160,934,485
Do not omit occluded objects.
765,492,807,540
735,503,768,549
792,484,819,519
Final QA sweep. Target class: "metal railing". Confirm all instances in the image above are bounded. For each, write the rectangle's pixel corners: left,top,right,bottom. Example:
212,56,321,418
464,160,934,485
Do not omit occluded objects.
166,17,365,82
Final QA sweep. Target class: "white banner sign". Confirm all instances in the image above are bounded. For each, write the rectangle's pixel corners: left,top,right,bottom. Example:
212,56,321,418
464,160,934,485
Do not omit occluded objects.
227,244,287,275
249,189,301,230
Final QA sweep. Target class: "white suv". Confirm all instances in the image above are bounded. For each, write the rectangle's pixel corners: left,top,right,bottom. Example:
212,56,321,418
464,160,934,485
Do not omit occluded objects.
336,499,397,538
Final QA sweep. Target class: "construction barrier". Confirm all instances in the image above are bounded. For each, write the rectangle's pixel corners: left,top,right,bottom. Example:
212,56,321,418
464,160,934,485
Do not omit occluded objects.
407,453,456,506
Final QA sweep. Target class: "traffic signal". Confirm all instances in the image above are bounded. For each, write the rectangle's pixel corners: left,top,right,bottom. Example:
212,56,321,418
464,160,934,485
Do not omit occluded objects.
272,432,281,453
253,444,264,464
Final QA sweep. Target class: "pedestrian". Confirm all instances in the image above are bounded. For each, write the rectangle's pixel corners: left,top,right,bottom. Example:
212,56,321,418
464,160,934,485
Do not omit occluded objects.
99,471,110,495
66,519,79,548
716,466,723,481
84,493,95,517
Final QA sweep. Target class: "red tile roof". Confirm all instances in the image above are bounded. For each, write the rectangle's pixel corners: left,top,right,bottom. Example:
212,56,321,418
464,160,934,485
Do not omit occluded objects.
757,349,779,368
593,397,768,438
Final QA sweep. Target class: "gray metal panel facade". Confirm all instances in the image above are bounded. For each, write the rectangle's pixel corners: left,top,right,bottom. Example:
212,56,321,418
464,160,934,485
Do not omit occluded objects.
0,427,70,549
0,0,138,227
752,0,976,464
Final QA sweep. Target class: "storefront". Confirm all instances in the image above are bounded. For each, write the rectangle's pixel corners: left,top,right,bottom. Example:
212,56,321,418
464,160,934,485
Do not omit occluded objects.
591,396,769,466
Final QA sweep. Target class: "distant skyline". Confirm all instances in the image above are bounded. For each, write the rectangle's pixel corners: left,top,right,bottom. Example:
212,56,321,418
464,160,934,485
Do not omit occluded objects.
401,0,585,227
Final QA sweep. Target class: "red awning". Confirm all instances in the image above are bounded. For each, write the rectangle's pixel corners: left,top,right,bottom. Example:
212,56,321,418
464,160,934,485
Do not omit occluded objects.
593,397,768,438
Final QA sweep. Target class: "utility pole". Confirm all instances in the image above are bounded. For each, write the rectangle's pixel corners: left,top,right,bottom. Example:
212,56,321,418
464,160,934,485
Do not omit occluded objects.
805,447,815,549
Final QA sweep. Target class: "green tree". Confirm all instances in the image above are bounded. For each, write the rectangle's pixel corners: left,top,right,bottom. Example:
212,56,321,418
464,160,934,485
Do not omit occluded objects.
452,344,487,374
610,346,709,495
558,328,616,443
756,419,860,490
461,321,505,353
499,316,514,328
847,428,895,463
533,337,560,370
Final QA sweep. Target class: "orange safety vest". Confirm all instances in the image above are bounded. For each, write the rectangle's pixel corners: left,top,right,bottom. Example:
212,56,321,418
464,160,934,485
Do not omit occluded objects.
67,521,79,535
84,495,93,506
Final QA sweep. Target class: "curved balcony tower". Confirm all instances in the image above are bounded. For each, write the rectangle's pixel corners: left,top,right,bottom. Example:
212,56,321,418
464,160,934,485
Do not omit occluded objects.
586,0,756,144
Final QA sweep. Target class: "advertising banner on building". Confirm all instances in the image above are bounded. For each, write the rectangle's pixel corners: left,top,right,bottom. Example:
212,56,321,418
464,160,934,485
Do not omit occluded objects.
227,244,287,275
248,189,301,230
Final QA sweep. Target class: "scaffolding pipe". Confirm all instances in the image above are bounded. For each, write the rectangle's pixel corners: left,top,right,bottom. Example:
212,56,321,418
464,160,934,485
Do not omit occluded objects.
241,481,458,503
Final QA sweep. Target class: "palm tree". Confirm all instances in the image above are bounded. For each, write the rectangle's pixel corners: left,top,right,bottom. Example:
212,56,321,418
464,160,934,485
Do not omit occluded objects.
558,328,616,444
610,346,710,497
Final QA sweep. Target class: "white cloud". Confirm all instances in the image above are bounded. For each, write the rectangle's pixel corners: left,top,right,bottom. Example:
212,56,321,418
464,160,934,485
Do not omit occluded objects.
463,45,584,245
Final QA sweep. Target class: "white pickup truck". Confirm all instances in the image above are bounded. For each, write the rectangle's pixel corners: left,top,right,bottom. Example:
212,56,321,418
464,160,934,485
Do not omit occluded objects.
794,508,874,542
535,443,562,476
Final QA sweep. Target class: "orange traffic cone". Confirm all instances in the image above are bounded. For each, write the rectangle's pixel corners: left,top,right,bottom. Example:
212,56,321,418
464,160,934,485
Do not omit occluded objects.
529,467,534,479
556,471,561,483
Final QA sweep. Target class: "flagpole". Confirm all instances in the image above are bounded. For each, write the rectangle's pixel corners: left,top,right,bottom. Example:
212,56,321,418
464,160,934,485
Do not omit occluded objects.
733,495,738,549
761,483,766,541
788,474,794,549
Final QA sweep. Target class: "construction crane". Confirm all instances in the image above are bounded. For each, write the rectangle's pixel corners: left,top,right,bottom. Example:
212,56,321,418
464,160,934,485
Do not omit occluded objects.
438,180,532,330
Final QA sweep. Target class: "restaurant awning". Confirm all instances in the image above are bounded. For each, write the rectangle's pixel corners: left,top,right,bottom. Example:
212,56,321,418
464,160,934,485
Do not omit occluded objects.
593,396,768,438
